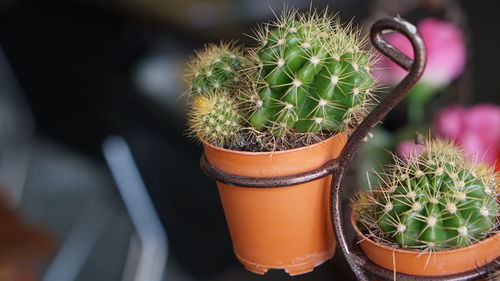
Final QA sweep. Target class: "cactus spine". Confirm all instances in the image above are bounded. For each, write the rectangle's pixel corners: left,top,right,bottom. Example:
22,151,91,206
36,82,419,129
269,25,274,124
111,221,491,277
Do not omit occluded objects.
355,139,499,250
245,9,377,135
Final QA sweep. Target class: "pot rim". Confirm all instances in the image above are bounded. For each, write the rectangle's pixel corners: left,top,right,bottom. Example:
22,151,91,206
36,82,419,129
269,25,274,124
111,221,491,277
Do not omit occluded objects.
202,132,346,156
351,210,500,256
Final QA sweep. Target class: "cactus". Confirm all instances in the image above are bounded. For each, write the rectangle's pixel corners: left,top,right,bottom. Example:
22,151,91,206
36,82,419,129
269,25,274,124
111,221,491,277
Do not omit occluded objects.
184,42,245,98
244,9,377,135
184,42,245,148
355,139,499,250
183,9,381,149
187,91,241,147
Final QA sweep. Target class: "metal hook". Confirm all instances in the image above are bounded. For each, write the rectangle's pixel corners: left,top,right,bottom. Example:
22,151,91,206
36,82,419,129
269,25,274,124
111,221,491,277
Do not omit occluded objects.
331,17,499,281
330,16,426,281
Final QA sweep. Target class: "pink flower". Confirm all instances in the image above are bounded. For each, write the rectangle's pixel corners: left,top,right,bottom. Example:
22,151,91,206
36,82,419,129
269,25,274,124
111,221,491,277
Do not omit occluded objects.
376,18,466,88
432,105,465,139
397,140,425,162
433,104,500,166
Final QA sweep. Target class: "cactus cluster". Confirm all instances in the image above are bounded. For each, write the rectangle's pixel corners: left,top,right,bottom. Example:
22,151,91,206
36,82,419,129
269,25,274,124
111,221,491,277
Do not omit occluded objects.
184,43,245,146
244,9,377,135
355,139,499,250
184,8,379,149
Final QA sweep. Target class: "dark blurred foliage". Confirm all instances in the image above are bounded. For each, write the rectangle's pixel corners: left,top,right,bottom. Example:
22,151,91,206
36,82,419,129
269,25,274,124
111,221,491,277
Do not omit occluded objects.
0,0,498,279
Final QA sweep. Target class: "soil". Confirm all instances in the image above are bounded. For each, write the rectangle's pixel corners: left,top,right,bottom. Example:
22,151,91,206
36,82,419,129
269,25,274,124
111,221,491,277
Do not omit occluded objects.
226,129,337,152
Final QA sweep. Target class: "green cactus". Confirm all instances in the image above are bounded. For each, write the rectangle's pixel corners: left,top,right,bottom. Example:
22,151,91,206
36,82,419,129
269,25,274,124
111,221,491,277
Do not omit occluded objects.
355,139,499,250
187,91,241,147
185,42,245,98
183,9,381,149
244,9,377,135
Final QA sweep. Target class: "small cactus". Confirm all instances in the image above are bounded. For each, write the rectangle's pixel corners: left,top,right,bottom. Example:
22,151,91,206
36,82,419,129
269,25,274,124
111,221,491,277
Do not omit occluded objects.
187,91,241,147
355,138,499,250
184,42,245,98
244,8,377,135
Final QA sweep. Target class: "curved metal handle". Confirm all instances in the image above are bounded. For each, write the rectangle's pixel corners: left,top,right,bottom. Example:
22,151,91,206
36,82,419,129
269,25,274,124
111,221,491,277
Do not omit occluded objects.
337,17,426,170
331,17,426,281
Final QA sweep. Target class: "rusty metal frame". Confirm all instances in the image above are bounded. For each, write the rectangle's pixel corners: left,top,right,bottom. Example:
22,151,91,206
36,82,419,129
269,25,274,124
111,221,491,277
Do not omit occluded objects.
200,153,339,188
199,17,499,281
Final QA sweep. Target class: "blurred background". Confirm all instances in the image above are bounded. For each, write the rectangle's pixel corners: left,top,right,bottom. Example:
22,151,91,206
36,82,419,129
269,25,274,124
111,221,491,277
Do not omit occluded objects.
0,0,498,280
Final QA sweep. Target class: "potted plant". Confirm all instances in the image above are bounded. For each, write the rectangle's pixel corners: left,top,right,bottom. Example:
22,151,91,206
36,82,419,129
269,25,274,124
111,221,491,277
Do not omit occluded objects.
351,137,499,277
183,8,379,275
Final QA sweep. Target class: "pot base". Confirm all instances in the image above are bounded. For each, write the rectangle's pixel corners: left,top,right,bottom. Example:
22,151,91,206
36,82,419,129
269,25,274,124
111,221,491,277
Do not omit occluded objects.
236,249,334,276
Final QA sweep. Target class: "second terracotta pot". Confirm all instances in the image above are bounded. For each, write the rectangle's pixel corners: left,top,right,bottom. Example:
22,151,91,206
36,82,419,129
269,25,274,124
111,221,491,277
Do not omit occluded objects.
351,212,500,277
203,133,348,275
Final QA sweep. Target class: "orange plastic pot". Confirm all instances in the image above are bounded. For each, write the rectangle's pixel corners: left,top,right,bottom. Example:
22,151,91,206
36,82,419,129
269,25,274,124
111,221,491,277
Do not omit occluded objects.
351,212,500,276
203,132,348,275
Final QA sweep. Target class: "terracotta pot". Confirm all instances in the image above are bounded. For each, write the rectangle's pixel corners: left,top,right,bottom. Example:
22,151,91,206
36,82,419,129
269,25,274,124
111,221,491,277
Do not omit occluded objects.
351,212,500,276
203,132,348,275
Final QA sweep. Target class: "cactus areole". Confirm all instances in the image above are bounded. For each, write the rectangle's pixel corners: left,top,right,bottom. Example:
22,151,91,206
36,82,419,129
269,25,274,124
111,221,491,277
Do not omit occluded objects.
355,139,499,250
